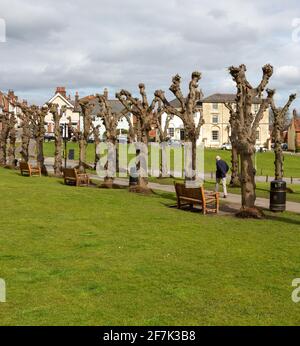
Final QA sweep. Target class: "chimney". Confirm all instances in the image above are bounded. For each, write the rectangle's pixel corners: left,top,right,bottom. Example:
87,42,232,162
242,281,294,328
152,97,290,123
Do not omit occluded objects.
75,91,79,111
293,109,298,119
8,89,15,101
55,87,66,98
104,88,108,100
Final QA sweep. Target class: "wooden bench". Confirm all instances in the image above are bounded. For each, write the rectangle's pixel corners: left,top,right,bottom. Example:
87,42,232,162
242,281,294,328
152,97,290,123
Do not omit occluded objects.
174,182,219,214
63,168,90,187
20,162,41,177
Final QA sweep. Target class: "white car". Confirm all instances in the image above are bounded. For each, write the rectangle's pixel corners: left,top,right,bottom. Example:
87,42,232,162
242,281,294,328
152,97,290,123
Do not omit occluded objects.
255,145,267,152
220,143,232,150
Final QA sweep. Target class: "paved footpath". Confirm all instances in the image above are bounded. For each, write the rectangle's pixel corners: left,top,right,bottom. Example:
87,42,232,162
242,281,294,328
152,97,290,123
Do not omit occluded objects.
90,175,300,214
44,159,299,214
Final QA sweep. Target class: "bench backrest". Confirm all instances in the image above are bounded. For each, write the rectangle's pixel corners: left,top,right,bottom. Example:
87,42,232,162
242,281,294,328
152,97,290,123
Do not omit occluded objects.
20,162,30,171
174,182,205,201
63,168,77,178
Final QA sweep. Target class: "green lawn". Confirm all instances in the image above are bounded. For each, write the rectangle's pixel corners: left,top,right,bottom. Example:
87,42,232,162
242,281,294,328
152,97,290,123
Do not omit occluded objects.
42,142,300,178
1,168,300,325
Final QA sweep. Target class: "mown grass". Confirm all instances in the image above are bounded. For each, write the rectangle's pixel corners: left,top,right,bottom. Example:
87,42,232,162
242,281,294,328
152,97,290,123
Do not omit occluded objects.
0,168,300,325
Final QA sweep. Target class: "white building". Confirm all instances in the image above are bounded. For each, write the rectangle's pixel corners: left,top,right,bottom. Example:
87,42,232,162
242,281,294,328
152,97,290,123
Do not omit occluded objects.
44,87,80,135
80,89,131,140
161,94,270,148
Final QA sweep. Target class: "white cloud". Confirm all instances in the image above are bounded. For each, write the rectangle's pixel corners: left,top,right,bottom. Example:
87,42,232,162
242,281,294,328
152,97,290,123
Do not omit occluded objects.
0,0,299,108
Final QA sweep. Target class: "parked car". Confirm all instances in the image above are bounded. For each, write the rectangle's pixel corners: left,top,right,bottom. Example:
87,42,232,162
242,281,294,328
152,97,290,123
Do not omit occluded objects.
168,139,182,146
44,133,55,142
220,143,232,150
255,145,267,152
281,143,288,151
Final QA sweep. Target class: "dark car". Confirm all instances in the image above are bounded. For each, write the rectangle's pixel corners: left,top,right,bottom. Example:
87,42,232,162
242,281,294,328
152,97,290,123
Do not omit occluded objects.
44,133,55,142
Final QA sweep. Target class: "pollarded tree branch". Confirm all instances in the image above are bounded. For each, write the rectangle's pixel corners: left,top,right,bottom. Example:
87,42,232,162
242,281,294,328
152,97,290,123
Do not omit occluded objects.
255,64,274,96
251,89,274,140
154,90,183,120
169,74,186,112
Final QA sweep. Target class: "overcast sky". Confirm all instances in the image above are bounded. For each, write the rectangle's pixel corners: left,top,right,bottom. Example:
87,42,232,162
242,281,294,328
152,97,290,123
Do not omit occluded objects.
1,0,300,111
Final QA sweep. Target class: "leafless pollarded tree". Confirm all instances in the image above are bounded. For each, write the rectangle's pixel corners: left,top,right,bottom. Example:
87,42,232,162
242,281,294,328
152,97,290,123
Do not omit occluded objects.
116,84,158,191
77,99,94,172
7,113,17,167
224,103,240,187
95,92,129,187
91,123,101,170
152,99,172,177
18,104,32,163
0,111,10,166
155,72,204,182
270,92,296,181
29,105,48,175
48,104,67,176
228,64,274,216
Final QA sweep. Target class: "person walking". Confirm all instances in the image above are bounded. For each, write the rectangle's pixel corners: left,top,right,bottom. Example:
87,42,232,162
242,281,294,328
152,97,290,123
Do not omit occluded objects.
215,155,229,198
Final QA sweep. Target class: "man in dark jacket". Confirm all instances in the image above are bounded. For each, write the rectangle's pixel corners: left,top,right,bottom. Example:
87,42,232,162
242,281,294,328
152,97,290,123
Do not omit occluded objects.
215,155,229,198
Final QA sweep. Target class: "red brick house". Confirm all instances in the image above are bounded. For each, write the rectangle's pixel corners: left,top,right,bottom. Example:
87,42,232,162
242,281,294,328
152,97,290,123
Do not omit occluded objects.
288,110,300,151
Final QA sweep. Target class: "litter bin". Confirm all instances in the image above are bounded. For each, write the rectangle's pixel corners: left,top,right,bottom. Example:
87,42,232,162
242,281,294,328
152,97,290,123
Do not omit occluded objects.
68,149,75,160
129,166,138,186
270,180,286,212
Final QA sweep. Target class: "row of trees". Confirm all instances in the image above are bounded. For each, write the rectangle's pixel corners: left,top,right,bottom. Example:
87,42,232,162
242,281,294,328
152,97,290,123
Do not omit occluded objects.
0,66,296,216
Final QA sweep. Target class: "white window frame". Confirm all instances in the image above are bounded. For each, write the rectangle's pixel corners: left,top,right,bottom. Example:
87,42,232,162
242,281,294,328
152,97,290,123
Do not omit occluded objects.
212,130,219,142
168,127,175,137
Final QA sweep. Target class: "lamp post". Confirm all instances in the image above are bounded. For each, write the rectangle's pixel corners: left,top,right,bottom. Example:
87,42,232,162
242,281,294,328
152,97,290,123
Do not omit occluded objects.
62,107,68,169
64,122,67,169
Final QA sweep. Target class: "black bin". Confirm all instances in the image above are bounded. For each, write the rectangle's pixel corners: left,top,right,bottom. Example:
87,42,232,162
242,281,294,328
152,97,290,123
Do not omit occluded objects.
270,180,286,212
68,149,75,160
129,167,138,186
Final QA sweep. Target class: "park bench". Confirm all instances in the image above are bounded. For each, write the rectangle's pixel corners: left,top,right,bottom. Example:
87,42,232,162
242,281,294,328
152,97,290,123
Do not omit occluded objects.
63,168,90,187
174,182,219,214
20,162,41,177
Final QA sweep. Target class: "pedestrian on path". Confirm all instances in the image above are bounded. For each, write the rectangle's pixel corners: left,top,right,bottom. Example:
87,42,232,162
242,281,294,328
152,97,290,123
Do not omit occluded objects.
215,155,229,198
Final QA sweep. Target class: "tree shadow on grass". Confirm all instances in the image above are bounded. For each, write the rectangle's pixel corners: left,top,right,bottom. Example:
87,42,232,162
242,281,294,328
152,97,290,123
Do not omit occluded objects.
264,212,300,226
151,190,177,202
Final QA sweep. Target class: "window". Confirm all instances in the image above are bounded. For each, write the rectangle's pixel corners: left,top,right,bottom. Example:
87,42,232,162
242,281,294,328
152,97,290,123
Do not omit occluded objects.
212,130,219,141
212,103,218,110
256,130,260,141
168,128,174,137
212,114,219,124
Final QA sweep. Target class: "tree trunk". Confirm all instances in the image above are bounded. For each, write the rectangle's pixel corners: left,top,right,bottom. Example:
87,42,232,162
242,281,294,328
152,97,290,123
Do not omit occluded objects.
54,122,63,176
137,135,149,189
0,126,8,165
94,140,100,170
159,141,168,177
184,136,197,183
78,138,86,172
274,142,283,181
20,130,30,162
230,144,240,187
0,140,7,165
37,137,47,176
8,129,16,167
102,139,116,188
240,151,256,209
